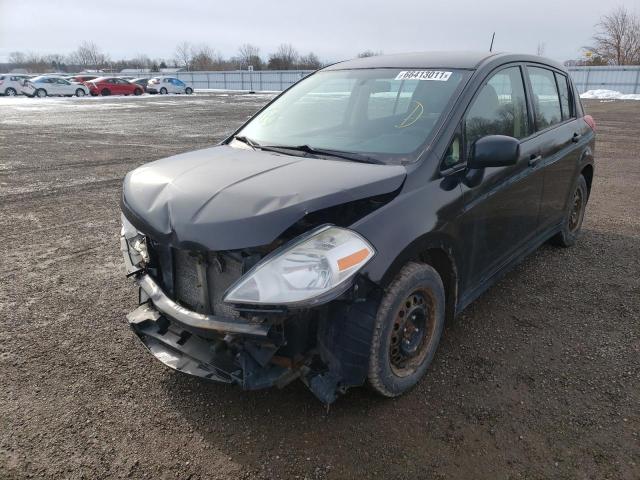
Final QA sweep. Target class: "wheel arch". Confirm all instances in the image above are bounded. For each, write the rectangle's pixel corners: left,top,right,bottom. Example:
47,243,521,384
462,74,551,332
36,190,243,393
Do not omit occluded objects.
581,163,594,199
376,233,460,322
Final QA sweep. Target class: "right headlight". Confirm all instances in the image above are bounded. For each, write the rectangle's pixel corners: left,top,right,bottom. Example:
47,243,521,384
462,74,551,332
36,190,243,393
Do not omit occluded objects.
224,226,375,306
120,213,149,274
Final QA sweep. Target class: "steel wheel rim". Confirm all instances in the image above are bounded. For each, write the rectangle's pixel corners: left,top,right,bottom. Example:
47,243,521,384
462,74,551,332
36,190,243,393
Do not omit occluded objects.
389,288,436,377
568,187,584,232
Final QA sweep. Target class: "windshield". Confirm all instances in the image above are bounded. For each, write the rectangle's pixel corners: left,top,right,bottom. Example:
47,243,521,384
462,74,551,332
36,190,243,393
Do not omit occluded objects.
235,68,468,163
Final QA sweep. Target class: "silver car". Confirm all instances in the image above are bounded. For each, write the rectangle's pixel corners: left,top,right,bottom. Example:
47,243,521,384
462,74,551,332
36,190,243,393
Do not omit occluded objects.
146,76,193,95
22,75,90,98
0,74,31,96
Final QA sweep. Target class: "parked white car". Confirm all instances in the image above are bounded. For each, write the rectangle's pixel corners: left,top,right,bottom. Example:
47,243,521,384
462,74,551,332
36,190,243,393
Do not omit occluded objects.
22,75,90,98
0,74,31,96
146,77,193,95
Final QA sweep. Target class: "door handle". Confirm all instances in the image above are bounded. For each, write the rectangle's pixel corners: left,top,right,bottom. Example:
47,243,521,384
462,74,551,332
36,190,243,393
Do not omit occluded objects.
572,132,582,143
528,154,542,167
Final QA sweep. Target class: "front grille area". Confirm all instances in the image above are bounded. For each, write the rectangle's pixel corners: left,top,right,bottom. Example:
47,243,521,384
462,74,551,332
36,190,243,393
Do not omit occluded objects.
151,245,244,318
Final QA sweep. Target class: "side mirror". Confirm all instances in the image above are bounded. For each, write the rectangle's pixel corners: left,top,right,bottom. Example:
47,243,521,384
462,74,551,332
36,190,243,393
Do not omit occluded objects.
469,135,520,169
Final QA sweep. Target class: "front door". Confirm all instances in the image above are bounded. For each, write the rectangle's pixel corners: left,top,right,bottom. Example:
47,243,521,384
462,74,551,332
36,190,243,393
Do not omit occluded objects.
458,65,544,293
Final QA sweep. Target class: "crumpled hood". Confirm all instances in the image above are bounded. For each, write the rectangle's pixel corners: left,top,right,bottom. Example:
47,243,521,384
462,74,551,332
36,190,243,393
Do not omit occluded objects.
122,145,406,250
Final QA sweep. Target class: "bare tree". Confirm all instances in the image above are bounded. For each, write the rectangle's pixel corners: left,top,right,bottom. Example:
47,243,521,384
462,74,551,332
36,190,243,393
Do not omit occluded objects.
357,50,382,58
68,41,109,70
536,42,546,56
237,43,262,69
588,6,640,65
191,45,223,70
268,43,299,70
298,52,322,70
8,51,26,65
174,41,194,70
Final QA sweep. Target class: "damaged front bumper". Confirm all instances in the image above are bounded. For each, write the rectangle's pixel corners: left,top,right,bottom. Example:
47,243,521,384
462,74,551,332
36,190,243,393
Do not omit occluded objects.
127,274,296,390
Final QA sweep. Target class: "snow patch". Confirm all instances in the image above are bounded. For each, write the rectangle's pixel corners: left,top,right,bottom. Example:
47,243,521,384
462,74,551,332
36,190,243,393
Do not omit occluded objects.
580,89,640,100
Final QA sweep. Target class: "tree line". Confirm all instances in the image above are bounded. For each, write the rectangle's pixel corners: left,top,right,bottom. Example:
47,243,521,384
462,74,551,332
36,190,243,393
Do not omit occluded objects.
568,6,640,66
5,41,348,74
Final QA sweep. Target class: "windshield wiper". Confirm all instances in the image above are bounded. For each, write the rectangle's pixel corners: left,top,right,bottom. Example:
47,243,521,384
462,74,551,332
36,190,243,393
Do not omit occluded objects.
233,135,261,150
260,144,385,165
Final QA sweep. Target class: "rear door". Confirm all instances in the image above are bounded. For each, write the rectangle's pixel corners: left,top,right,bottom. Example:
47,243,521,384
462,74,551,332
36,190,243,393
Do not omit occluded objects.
458,64,545,292
524,66,583,231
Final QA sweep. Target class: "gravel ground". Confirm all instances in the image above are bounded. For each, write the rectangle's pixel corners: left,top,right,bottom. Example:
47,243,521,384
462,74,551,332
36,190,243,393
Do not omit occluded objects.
0,93,638,480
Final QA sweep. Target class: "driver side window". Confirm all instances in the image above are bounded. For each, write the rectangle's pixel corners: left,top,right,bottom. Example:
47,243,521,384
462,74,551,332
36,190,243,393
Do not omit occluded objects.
465,66,530,152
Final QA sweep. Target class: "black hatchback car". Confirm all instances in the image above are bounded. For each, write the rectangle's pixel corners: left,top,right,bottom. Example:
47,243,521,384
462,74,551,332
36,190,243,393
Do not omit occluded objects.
120,51,595,403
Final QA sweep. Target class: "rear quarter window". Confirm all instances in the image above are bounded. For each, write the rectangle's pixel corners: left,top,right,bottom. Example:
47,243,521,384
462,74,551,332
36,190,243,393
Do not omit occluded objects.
555,73,574,120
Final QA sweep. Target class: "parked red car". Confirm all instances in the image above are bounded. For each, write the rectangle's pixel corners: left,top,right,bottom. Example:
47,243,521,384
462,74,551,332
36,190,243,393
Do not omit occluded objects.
86,77,144,96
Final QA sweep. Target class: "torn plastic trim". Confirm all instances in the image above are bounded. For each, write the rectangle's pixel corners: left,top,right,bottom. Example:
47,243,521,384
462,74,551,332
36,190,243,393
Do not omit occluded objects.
133,273,270,337
129,309,241,383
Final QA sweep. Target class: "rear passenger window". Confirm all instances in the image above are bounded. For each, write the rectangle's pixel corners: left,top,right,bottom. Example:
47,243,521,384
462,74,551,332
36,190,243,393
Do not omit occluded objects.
465,66,530,149
527,67,562,130
555,73,573,120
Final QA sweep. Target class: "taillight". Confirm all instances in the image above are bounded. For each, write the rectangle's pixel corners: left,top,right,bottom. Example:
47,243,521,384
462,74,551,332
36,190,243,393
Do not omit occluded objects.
584,115,596,131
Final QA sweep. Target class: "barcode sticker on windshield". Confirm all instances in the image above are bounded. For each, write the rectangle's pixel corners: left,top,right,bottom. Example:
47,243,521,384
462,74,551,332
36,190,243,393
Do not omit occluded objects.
395,70,452,81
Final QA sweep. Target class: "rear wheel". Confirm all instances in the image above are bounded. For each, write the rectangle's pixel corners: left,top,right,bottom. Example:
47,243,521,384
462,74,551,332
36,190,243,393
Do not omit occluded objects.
551,175,588,247
134,88,143,95
160,87,167,94
185,87,193,95
35,88,47,98
368,262,445,397
5,87,17,96
75,88,85,97
101,88,111,96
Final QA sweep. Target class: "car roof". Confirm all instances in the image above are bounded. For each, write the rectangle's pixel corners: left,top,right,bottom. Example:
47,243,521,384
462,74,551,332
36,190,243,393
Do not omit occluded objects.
323,51,566,72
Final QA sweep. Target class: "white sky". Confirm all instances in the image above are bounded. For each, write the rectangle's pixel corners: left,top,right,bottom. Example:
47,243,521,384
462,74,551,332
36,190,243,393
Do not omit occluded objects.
0,0,636,64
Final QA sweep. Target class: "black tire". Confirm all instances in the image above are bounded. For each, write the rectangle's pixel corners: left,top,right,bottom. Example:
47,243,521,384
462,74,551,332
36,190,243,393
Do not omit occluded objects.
35,88,47,98
75,88,86,97
368,262,445,397
101,88,111,96
5,87,17,96
185,87,193,95
160,87,167,95
551,175,588,248
134,88,143,96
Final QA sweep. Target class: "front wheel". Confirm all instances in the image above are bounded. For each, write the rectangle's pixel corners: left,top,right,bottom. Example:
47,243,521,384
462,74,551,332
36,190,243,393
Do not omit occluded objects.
75,88,86,97
159,87,167,94
101,88,111,96
368,262,445,397
551,175,588,248
134,88,143,95
35,89,47,98
185,87,193,95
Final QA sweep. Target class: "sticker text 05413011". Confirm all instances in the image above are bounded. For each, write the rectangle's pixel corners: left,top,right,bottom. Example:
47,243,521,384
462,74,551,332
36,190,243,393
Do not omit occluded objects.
395,71,452,81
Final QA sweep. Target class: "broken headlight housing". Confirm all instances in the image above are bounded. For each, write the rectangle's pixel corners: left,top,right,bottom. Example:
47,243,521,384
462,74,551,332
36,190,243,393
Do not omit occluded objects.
224,226,375,306
120,213,149,274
